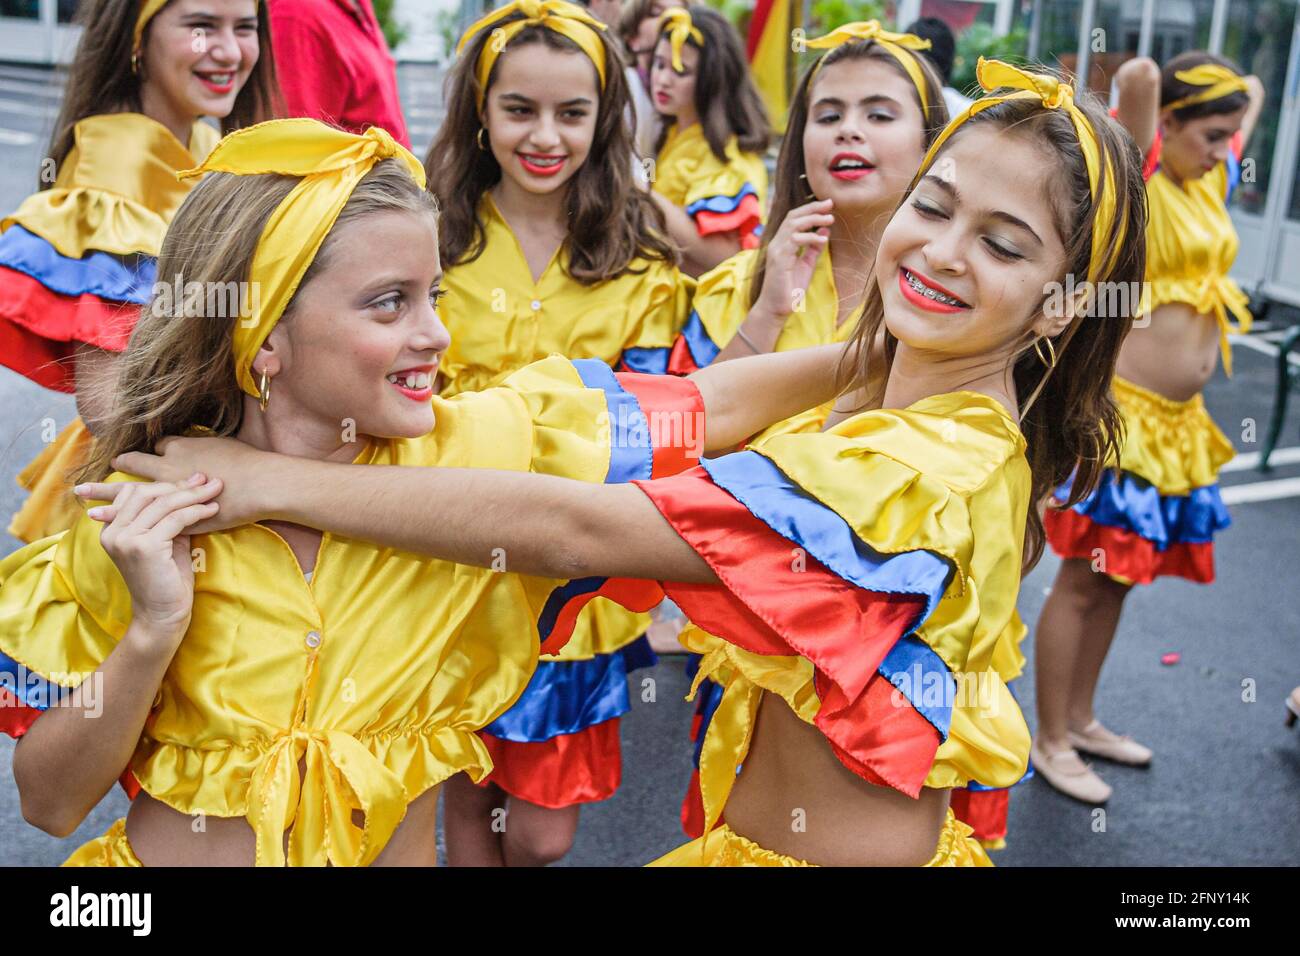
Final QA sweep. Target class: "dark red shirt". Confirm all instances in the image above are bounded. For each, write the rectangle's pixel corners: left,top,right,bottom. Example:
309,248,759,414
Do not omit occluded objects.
269,0,410,147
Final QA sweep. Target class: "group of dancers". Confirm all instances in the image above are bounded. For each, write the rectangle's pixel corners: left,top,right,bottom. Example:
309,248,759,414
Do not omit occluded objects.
0,0,1273,867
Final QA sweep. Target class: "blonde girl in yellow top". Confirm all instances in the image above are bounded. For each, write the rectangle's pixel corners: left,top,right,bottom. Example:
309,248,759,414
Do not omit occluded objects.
2,118,840,867
1033,52,1264,805
671,18,950,838
0,0,278,543
423,0,698,866
647,5,770,275
105,60,1148,866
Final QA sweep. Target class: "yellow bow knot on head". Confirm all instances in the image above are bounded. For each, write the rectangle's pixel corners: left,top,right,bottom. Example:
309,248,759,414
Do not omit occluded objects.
660,8,704,73
457,0,609,113
805,21,933,114
177,118,427,400
916,58,1127,284
1164,63,1249,112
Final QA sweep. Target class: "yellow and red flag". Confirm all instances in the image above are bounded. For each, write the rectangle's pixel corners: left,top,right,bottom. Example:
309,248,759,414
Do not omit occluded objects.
746,0,791,133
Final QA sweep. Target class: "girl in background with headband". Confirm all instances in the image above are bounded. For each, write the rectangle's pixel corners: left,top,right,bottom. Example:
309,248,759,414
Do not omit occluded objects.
1032,52,1264,804
101,59,1149,866
647,5,770,275
424,0,698,867
0,0,278,545
3,118,839,866
670,19,951,840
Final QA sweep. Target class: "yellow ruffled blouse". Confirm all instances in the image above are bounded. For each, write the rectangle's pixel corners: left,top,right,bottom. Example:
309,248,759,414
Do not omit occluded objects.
676,392,1034,835
5,114,222,545
438,194,695,398
653,123,768,247
1140,147,1251,375
0,357,682,866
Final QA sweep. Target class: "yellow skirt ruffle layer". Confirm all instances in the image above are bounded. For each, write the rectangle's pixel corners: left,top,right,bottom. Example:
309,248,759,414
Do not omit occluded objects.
62,818,143,867
9,417,92,543
648,809,992,867
1112,376,1234,495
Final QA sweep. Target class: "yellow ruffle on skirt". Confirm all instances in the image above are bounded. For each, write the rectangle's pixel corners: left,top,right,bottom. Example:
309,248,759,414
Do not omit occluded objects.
9,417,93,543
647,809,992,867
62,818,143,867
1112,377,1234,495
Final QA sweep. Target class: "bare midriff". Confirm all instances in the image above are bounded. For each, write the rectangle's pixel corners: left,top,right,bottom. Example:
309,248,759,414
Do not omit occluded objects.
1116,302,1222,402
123,775,441,866
720,692,951,866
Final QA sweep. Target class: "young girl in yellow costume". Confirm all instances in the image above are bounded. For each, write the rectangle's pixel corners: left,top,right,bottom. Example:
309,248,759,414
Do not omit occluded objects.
1,118,840,866
673,18,952,839
0,0,277,543
647,5,770,275
106,59,1149,866
425,0,696,866
1032,52,1264,804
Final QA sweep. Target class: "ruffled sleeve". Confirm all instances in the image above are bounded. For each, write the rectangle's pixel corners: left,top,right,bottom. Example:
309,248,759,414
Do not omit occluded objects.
661,250,757,373
682,145,767,250
611,263,698,376
494,355,707,654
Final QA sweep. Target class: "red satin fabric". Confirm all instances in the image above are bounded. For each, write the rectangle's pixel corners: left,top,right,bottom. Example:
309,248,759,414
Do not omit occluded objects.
950,787,1010,844
1045,507,1215,584
480,718,623,808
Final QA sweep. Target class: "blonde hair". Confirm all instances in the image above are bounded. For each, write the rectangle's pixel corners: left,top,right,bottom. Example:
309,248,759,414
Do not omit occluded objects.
82,160,438,480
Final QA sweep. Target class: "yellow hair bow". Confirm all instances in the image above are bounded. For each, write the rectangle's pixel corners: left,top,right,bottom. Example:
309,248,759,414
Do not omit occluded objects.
133,0,261,58
660,8,703,73
457,0,608,113
806,20,933,115
1164,63,1249,112
178,119,426,400
917,58,1126,283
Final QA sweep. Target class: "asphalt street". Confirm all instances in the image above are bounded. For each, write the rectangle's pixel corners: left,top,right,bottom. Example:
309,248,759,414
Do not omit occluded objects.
0,63,1296,867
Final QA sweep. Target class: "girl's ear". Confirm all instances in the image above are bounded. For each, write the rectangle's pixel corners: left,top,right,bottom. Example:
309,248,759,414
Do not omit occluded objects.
252,326,288,379
1034,282,1089,339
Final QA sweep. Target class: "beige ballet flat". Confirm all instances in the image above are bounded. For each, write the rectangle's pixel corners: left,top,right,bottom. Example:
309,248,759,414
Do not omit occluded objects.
1068,719,1153,767
1286,687,1300,728
1031,740,1113,804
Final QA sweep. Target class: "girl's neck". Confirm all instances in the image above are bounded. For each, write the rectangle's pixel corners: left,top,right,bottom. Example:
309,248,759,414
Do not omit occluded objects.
490,178,568,232
827,205,886,275
882,342,1020,422
235,397,369,464
672,103,699,133
137,86,198,147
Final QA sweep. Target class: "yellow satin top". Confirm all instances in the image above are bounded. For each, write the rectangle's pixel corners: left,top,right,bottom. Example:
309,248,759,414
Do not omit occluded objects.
693,246,857,442
652,122,768,221
2,113,221,258
1141,155,1251,375
438,195,694,400
438,196,696,661
0,357,627,867
684,392,1033,834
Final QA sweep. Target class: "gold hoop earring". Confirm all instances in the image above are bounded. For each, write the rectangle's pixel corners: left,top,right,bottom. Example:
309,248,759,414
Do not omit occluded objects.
1033,335,1058,370
258,369,271,412
476,127,488,151
131,51,140,75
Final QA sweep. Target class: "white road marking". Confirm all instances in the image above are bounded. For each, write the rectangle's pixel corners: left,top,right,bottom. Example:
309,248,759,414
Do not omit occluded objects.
0,97,55,118
0,128,36,146
1221,476,1300,505
1231,333,1300,366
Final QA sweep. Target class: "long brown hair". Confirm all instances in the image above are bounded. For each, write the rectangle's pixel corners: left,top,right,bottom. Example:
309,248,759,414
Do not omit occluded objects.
425,19,676,284
45,0,280,187
747,39,949,310
652,5,769,161
81,160,436,481
839,79,1148,567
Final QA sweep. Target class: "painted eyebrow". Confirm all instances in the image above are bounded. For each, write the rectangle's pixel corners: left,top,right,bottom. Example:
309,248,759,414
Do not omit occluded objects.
498,93,594,107
920,174,1045,246
812,94,902,111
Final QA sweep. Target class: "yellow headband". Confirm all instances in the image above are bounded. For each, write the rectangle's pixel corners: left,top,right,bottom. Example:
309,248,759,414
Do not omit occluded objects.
659,8,703,73
133,0,261,56
1164,63,1249,112
806,21,933,115
457,0,608,114
178,119,426,400
916,58,1126,284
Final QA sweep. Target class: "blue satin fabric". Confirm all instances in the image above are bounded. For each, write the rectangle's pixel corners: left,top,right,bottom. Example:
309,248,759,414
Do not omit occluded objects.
685,653,724,769
676,310,721,369
484,636,657,742
684,183,759,217
618,345,672,375
700,451,953,619
1055,469,1231,548
0,649,53,711
0,225,155,303
881,635,956,739
570,358,654,484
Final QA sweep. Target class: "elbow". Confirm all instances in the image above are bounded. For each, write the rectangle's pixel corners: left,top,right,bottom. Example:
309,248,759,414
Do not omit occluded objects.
1116,57,1159,92
19,790,84,838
